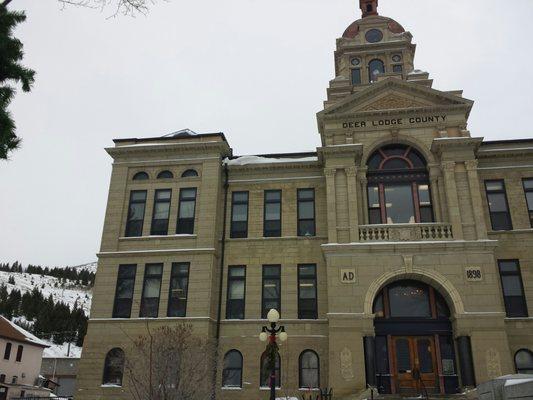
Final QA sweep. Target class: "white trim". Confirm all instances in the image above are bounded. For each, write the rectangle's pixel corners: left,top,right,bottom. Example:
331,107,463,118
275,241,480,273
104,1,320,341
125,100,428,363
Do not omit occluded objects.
98,248,215,256
477,165,533,170
118,234,197,240
90,316,213,322
113,156,220,165
478,147,533,152
327,312,365,316
228,176,324,184
221,319,328,323
116,140,222,148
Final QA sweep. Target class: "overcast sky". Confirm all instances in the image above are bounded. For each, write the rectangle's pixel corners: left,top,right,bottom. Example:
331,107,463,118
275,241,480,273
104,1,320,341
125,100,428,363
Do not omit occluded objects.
1,0,532,267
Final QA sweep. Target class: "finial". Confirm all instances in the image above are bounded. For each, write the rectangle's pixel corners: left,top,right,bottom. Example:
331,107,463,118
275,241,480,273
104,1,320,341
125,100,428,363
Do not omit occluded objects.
360,0,379,18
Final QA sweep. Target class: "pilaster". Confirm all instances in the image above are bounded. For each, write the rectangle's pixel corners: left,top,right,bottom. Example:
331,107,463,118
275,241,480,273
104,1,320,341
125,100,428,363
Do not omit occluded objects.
325,168,338,243
442,161,464,240
465,160,488,240
346,167,359,242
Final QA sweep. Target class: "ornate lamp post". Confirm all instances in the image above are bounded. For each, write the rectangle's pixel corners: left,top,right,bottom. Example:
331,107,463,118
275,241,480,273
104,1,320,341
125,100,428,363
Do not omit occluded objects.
259,309,288,400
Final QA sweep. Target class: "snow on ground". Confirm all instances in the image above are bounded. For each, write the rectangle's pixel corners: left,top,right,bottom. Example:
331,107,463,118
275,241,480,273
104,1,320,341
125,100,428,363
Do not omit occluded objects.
42,340,82,358
71,261,98,274
0,271,92,315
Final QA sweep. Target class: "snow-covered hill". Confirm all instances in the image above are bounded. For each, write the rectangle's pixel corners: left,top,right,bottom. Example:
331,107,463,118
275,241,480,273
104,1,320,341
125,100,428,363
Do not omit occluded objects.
0,262,97,358
0,271,92,315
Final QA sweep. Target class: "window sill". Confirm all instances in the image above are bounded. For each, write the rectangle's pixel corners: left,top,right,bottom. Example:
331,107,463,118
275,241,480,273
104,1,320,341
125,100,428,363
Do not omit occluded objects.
488,229,533,234
101,384,123,388
504,317,533,321
221,387,242,390
119,234,197,241
260,387,281,391
225,236,327,242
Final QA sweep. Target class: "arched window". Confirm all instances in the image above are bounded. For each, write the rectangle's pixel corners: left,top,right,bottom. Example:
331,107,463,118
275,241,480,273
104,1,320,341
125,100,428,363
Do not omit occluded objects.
372,280,450,319
515,349,533,374
299,350,320,389
260,350,281,388
157,170,173,179
102,348,125,386
368,59,385,82
132,171,149,181
367,144,433,224
222,350,243,388
181,169,198,178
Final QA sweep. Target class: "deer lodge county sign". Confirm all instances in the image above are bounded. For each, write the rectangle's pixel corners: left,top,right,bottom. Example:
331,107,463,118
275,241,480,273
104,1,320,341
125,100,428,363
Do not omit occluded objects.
342,114,448,129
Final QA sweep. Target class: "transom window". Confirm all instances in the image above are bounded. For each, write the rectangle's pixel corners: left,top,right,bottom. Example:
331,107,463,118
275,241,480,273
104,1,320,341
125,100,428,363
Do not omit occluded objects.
373,280,450,319
157,170,173,179
132,171,149,181
367,144,433,224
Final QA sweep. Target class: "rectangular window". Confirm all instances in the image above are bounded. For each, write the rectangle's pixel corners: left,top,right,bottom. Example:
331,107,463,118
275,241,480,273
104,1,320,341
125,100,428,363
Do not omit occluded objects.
125,190,147,237
523,179,533,228
264,190,282,237
418,184,434,223
297,189,316,236
298,264,317,319
176,188,197,234
150,189,172,235
226,266,246,319
15,345,23,362
139,263,163,318
230,192,249,238
351,69,361,85
112,264,137,318
262,265,281,319
3,343,11,360
167,262,190,317
393,64,403,73
485,180,513,230
498,260,528,318
368,184,382,224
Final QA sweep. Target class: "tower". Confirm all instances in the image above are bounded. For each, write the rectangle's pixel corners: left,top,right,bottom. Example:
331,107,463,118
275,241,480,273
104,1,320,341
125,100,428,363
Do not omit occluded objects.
360,0,378,17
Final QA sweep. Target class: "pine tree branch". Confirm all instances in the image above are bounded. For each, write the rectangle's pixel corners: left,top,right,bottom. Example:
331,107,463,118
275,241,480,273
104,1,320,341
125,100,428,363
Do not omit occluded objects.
1,0,14,7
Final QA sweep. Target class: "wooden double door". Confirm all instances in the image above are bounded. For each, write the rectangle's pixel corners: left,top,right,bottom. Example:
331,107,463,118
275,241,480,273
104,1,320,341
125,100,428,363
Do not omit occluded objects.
391,336,439,395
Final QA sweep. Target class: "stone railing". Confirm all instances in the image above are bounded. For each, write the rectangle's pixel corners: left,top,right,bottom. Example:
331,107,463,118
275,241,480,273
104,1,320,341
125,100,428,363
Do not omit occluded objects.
359,223,454,242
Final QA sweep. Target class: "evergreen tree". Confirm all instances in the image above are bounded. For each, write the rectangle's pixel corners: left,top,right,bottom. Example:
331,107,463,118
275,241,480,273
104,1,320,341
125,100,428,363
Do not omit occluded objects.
0,4,35,159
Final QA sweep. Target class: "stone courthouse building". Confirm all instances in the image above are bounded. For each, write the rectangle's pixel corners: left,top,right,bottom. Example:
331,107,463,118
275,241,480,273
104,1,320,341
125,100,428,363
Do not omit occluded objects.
76,1,533,398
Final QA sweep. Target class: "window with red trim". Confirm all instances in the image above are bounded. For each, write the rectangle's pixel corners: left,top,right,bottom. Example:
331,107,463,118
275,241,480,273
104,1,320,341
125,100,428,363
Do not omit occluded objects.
367,144,434,224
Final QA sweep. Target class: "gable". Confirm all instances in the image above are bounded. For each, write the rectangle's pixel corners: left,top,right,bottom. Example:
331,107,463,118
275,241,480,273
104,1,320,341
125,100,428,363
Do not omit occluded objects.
318,78,473,119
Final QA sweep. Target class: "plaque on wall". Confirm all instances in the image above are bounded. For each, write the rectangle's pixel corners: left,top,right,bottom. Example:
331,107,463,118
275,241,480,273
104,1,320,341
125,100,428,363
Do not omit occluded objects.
465,267,483,282
340,268,357,284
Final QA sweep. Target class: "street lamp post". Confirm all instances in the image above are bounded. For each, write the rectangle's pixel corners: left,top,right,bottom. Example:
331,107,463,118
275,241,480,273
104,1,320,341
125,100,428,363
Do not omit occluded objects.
259,309,288,400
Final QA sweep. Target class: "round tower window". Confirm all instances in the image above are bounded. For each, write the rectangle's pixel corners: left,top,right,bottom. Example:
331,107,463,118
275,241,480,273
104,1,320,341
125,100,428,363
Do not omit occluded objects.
392,54,402,62
365,29,383,43
350,57,361,66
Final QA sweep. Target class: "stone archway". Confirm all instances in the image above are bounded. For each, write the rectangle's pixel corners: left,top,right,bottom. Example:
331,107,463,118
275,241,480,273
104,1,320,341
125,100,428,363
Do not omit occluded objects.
363,268,465,317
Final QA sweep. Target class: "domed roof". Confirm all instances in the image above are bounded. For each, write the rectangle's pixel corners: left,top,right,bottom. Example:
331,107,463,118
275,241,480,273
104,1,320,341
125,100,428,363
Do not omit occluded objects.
342,15,405,39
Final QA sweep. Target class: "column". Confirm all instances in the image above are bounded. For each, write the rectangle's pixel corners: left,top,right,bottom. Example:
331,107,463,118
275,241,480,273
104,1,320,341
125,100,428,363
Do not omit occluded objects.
456,336,476,388
442,161,463,239
325,168,338,243
429,165,442,222
465,160,488,240
346,167,359,242
363,336,376,388
359,175,369,225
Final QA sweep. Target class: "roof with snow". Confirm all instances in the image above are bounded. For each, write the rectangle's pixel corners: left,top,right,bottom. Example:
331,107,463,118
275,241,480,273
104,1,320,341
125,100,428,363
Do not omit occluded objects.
0,316,49,348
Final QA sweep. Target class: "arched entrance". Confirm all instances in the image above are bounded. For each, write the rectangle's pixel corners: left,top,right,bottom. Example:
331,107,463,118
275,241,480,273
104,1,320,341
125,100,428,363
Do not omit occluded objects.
370,280,459,395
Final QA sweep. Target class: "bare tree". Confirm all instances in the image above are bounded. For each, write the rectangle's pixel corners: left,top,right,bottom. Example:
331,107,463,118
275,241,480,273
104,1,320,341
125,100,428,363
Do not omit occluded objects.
123,324,216,400
0,0,159,16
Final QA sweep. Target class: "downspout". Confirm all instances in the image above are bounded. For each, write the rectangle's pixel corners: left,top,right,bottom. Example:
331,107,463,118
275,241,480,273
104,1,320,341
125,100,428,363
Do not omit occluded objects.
212,163,229,400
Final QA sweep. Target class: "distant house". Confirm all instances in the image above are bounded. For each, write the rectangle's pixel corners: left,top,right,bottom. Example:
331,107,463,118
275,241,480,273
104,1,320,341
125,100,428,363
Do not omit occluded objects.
0,316,51,399
41,358,78,397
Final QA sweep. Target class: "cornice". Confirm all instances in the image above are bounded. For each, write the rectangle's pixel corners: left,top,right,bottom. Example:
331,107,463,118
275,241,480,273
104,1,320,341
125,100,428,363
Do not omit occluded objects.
318,144,364,162
477,146,533,159
106,141,232,159
431,137,483,154
226,160,321,172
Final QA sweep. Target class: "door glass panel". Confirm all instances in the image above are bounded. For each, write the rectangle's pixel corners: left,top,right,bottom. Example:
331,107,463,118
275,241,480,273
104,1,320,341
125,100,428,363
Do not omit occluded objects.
417,339,434,373
395,339,411,373
384,184,415,224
